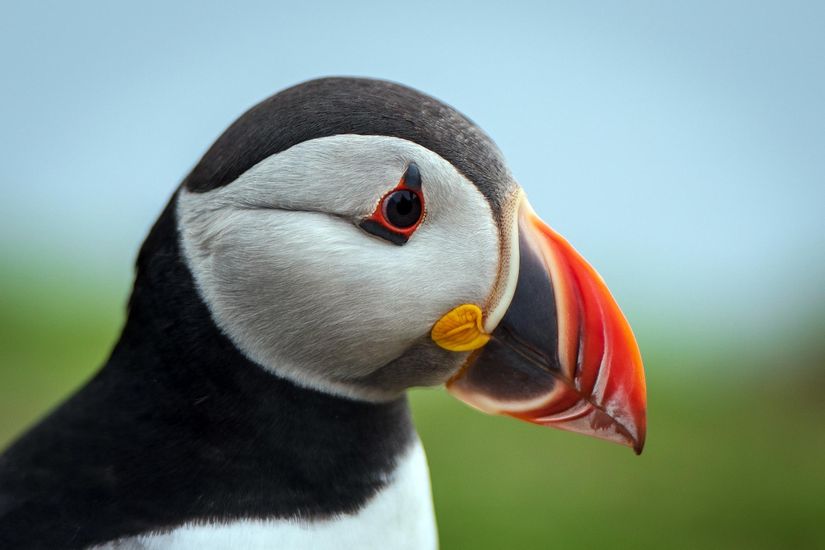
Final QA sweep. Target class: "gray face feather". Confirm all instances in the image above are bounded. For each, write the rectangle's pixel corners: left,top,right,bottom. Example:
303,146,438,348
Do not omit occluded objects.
177,78,521,401
179,135,512,400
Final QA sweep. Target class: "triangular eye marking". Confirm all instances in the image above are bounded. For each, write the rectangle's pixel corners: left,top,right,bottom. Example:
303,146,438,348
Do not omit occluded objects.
359,163,426,245
402,162,421,191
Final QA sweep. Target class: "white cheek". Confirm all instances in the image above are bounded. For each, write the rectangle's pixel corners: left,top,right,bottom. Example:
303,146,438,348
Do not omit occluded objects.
178,135,500,398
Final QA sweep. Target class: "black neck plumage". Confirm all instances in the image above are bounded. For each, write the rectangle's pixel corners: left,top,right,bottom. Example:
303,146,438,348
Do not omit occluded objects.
0,195,414,549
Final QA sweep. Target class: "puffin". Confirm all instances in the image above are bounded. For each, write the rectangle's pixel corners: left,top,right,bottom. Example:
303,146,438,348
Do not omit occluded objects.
0,77,646,549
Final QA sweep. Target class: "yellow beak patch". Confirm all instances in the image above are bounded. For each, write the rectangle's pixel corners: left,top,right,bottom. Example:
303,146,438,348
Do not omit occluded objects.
431,304,491,352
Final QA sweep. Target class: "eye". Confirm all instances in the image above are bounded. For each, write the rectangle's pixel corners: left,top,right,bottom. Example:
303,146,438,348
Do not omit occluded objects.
359,163,425,245
383,190,422,229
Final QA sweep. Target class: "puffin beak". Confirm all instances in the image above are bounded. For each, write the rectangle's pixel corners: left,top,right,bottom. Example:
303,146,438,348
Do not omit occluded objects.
434,195,647,453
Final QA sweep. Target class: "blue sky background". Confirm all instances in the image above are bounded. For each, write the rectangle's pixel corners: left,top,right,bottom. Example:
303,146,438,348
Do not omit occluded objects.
1,1,823,362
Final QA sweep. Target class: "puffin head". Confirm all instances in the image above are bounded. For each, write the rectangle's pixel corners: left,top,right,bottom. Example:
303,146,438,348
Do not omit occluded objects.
174,77,646,453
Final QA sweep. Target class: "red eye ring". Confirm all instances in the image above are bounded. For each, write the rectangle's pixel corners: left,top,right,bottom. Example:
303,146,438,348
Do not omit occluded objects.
359,163,425,245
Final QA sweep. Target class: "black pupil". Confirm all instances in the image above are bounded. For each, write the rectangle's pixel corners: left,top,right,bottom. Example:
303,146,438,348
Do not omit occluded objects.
383,190,422,229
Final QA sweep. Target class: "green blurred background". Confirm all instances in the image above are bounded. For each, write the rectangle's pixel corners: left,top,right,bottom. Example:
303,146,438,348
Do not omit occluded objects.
2,1,824,548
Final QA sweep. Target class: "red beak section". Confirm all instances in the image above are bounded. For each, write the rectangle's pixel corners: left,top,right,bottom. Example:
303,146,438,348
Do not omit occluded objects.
447,197,647,453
